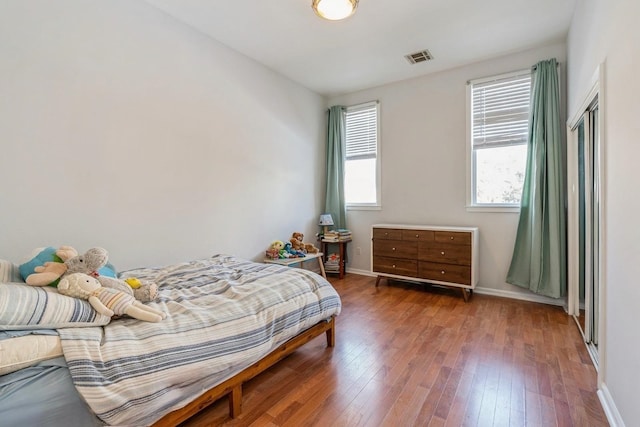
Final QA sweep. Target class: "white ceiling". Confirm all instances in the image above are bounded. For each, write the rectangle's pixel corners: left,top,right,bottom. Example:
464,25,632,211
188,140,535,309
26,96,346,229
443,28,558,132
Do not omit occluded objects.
144,0,576,96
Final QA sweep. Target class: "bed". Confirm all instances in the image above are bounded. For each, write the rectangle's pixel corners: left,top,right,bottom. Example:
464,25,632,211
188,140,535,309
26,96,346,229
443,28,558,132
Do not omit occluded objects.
0,254,342,426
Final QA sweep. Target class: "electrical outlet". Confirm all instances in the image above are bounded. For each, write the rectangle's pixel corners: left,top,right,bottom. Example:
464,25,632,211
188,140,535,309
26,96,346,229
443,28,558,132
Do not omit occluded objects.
356,246,362,255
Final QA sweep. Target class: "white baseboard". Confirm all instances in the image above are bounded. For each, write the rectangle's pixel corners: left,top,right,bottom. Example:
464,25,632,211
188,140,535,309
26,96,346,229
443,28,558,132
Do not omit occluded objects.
473,286,565,306
598,383,625,427
346,268,376,277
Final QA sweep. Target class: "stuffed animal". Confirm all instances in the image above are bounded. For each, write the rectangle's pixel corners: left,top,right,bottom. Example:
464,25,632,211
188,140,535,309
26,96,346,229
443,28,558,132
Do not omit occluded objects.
23,245,115,286
267,240,291,259
22,246,79,286
284,242,305,257
26,247,158,302
290,232,319,254
58,273,166,323
265,244,280,260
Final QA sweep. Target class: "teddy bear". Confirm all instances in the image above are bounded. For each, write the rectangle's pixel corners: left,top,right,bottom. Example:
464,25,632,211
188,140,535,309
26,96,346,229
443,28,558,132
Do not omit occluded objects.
290,232,319,254
26,247,158,302
58,273,166,323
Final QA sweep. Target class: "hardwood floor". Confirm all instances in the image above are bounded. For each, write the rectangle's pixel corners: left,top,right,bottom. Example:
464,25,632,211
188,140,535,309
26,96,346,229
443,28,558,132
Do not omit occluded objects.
181,274,608,427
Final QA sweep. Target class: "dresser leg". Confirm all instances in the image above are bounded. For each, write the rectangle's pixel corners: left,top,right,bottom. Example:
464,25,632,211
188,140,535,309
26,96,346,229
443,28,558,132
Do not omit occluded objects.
461,288,471,302
375,276,383,288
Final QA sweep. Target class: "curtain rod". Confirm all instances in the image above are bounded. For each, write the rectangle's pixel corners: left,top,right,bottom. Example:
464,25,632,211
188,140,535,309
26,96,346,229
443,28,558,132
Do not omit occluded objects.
467,61,561,85
327,100,379,112
532,61,561,70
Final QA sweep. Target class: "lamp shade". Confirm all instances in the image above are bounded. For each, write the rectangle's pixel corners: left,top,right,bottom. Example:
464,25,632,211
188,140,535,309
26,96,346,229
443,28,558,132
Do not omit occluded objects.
312,0,358,21
319,214,334,226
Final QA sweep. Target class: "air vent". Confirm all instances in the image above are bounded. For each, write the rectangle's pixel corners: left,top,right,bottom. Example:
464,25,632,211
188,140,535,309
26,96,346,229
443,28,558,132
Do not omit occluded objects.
405,49,434,65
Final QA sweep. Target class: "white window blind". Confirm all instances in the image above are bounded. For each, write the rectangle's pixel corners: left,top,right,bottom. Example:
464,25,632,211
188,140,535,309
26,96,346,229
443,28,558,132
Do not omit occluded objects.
345,103,378,160
471,72,531,150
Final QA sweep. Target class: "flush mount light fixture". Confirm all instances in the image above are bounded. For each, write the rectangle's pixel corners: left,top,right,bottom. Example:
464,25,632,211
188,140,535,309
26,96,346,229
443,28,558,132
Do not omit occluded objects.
312,0,359,21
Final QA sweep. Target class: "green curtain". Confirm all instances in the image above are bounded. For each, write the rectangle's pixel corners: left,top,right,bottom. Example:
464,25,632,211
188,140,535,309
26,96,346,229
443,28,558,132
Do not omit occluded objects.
324,105,347,229
506,58,566,298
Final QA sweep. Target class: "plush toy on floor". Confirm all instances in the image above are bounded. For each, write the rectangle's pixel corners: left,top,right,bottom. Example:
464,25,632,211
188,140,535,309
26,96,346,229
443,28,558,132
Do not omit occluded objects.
290,232,319,254
58,273,166,323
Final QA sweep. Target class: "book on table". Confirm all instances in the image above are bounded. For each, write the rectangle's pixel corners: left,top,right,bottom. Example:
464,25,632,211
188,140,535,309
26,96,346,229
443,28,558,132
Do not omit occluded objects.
323,229,351,242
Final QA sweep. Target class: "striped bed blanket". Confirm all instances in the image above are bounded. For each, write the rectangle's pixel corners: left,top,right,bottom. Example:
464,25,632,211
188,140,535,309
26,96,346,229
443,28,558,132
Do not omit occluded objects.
57,255,342,426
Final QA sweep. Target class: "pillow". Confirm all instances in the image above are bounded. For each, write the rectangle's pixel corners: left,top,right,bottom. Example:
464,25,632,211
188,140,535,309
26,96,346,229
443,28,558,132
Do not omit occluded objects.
0,283,111,330
0,334,63,375
18,247,61,282
0,259,23,283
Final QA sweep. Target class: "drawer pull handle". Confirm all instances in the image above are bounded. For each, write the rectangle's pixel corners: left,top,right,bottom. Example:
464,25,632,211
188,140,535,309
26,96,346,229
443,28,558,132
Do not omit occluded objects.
392,264,396,268
385,233,388,236
392,247,396,251
450,236,454,240
441,270,446,274
415,234,419,238
441,251,445,255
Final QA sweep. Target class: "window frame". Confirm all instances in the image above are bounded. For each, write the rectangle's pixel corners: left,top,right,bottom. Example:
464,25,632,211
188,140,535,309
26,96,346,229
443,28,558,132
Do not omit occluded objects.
344,101,381,210
466,69,531,212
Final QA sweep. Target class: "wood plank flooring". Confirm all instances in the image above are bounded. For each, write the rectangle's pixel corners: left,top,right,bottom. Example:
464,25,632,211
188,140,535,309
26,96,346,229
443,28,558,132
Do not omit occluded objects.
181,274,608,427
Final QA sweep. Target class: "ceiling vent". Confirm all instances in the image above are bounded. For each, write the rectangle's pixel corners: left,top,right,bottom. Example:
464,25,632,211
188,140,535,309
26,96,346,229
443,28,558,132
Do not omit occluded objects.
405,49,434,65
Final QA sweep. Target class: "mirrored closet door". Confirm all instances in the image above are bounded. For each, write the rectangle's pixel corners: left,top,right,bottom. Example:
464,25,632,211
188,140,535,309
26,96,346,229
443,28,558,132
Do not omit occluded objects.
568,96,601,367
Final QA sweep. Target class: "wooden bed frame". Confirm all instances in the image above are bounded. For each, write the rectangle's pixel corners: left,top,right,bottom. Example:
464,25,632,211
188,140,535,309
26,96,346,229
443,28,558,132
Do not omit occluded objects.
152,316,336,426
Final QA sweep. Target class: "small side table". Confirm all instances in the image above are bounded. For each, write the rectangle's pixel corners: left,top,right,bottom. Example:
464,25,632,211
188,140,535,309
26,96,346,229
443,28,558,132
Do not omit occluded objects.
320,239,351,279
264,252,326,279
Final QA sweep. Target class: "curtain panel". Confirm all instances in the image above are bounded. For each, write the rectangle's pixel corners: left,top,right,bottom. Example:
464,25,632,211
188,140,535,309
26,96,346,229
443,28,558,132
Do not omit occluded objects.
506,58,567,298
324,105,347,229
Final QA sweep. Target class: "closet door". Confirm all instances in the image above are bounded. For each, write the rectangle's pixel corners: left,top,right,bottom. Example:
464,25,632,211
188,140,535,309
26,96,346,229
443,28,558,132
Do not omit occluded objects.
568,98,600,365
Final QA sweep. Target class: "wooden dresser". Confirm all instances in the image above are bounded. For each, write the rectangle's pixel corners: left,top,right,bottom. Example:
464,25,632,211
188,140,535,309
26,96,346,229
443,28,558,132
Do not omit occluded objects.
371,224,479,301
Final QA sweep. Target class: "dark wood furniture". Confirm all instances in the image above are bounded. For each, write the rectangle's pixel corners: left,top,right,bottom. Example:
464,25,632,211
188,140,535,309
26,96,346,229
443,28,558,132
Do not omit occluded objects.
371,224,479,301
321,239,351,279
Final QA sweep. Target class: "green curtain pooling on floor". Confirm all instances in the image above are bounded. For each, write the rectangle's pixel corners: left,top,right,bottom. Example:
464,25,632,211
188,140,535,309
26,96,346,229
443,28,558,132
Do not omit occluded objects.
506,58,566,298
324,105,347,229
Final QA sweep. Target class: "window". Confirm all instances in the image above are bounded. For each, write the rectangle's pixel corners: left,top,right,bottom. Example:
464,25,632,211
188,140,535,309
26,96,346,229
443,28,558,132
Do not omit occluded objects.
344,101,380,208
468,70,531,209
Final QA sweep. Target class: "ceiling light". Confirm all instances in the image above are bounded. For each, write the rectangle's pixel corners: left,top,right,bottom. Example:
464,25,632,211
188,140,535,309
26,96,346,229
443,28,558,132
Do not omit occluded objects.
312,0,358,21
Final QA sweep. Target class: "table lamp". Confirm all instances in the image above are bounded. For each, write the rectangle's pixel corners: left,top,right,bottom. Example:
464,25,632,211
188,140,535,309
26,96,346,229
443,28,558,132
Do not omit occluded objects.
319,214,334,235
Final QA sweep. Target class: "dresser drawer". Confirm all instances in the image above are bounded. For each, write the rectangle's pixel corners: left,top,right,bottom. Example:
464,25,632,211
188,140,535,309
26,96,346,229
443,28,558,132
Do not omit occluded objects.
373,256,418,277
373,228,403,240
418,242,471,265
401,229,435,241
418,262,471,285
434,231,472,246
373,240,417,259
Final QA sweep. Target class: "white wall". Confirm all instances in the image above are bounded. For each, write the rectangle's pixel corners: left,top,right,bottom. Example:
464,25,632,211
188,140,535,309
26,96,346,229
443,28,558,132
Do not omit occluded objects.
568,0,640,425
328,43,566,298
0,0,326,270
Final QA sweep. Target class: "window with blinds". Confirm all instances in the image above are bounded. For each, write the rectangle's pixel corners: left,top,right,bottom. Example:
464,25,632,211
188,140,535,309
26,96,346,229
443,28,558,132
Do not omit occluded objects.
344,102,380,207
468,70,531,208
472,72,531,150
345,104,378,160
